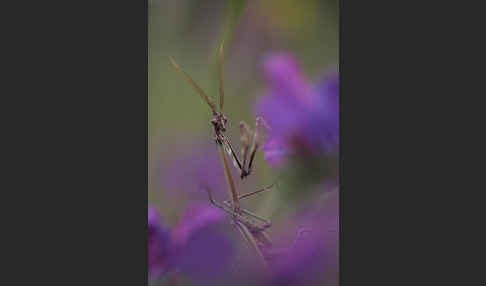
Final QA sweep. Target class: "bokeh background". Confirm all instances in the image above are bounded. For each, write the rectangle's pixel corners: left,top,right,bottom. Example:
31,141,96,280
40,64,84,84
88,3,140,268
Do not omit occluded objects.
149,0,338,285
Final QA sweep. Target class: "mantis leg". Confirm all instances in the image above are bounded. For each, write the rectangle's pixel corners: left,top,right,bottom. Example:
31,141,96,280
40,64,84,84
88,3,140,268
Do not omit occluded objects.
221,135,244,175
239,209,271,227
223,183,274,222
253,230,273,248
237,183,275,201
234,220,267,266
205,186,264,228
222,183,274,206
222,200,272,227
239,120,252,174
246,117,269,177
204,186,237,216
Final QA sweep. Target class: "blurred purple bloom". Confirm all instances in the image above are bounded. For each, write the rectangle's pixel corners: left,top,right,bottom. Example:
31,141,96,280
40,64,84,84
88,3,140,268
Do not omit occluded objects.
309,72,339,154
158,144,228,200
262,52,316,106
171,203,234,283
148,207,171,278
148,204,235,284
255,52,339,167
261,137,289,168
268,190,339,286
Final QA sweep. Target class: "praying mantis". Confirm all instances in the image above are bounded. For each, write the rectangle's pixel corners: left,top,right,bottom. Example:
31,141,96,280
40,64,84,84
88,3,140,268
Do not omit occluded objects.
169,42,306,265
169,43,267,182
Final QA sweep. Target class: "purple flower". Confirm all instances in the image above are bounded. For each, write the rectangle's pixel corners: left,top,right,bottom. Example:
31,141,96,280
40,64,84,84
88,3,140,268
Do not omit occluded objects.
267,189,339,286
255,52,339,167
170,203,234,283
148,203,236,284
261,137,290,168
262,52,316,107
148,207,171,278
308,72,339,154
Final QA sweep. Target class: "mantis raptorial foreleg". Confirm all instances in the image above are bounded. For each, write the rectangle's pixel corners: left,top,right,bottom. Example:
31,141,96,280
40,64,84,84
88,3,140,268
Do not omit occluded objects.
239,120,252,172
245,117,269,178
